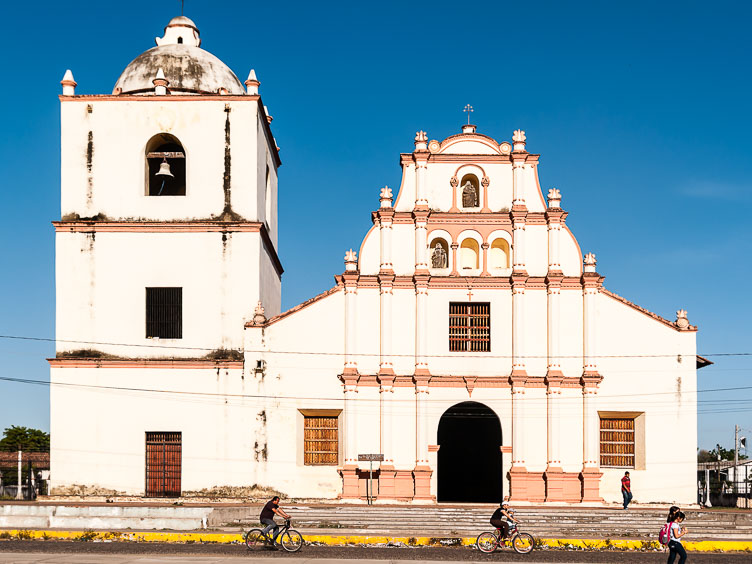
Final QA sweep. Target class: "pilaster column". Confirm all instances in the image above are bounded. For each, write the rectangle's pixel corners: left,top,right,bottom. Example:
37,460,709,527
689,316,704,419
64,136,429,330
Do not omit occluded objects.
413,374,433,499
509,373,528,501
379,187,394,273
414,131,429,208
343,251,359,377
378,377,396,497
414,274,430,376
582,253,600,377
450,242,459,276
511,275,527,375
546,277,563,375
511,131,527,209
379,274,395,375
546,188,564,275
480,242,490,276
512,207,527,275
580,252,603,501
414,209,429,273
340,250,360,500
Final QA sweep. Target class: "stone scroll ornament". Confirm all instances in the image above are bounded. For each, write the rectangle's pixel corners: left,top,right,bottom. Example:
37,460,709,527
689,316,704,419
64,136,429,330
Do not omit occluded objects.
431,244,448,269
462,181,479,207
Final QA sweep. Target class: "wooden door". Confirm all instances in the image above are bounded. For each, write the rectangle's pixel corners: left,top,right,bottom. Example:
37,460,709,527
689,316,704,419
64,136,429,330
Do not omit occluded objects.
145,432,182,497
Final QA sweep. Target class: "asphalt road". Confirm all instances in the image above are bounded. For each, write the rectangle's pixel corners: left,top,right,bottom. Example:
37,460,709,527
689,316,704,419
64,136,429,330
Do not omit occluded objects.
0,542,748,563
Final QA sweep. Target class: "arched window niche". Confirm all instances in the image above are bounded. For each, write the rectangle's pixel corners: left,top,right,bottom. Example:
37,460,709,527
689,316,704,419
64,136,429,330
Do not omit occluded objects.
429,237,450,270
460,173,480,208
145,133,186,196
489,239,510,271
460,239,480,270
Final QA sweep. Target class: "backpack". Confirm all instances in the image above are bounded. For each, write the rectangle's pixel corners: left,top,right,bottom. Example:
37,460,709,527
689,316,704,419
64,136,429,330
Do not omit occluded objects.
658,522,672,545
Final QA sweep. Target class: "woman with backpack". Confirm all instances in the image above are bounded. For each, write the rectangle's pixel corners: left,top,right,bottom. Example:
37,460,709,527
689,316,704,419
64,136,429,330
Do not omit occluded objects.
666,510,688,564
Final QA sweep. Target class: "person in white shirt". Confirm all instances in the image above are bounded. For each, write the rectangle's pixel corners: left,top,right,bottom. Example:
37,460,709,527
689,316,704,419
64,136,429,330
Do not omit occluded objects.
666,511,688,564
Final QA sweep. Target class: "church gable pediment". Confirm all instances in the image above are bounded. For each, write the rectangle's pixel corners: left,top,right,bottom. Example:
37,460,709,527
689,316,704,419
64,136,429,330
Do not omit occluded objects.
431,133,507,156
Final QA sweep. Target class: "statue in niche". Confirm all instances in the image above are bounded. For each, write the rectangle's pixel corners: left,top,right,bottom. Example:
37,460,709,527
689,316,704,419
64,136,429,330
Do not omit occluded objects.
431,243,448,269
462,181,479,207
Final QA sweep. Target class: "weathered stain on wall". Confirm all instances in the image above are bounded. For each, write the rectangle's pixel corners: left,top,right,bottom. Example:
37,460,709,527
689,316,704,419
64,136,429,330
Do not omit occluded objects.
222,106,231,214
86,131,94,207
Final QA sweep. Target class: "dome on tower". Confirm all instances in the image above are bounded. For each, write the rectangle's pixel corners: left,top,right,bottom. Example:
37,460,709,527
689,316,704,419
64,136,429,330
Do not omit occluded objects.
113,16,245,95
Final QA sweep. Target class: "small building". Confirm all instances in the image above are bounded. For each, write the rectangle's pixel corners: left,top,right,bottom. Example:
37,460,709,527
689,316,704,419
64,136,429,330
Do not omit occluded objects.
50,15,704,505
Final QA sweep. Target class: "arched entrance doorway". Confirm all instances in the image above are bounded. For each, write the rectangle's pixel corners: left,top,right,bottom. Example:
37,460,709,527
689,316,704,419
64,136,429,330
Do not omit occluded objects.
437,401,502,502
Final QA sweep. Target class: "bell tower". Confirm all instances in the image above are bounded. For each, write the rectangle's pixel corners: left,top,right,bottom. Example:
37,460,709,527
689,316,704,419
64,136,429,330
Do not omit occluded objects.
55,16,282,359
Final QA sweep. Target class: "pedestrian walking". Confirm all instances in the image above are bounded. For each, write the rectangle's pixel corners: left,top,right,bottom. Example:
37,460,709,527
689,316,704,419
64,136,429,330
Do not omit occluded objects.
666,511,688,564
621,471,633,509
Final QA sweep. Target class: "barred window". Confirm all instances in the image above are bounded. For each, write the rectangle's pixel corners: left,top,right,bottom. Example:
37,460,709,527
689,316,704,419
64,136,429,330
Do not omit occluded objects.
146,287,182,339
303,416,339,465
449,302,490,352
600,418,635,468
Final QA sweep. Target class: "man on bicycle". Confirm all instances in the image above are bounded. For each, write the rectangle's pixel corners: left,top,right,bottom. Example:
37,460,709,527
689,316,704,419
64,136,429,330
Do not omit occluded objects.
260,495,290,547
490,501,519,539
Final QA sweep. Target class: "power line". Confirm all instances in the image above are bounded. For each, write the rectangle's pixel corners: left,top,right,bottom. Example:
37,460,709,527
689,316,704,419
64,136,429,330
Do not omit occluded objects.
1,333,751,360
1,374,750,407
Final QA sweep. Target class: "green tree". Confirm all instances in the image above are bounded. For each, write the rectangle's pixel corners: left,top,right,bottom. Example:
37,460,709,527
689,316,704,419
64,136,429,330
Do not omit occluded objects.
0,426,50,452
698,446,747,462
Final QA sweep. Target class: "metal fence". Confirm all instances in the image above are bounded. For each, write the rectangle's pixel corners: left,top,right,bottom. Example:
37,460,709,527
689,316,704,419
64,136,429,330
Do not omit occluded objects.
698,462,751,508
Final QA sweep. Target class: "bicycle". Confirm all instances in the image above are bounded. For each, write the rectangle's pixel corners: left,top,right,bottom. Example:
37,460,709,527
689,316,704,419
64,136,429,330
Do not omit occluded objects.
245,518,304,552
476,522,535,554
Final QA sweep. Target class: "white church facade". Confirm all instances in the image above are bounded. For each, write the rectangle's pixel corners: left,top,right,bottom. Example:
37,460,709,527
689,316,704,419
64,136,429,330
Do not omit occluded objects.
50,15,706,505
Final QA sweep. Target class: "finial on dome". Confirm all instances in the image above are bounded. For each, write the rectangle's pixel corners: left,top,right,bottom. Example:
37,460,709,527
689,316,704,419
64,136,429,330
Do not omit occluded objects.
414,131,428,151
153,68,169,95
61,70,77,95
379,186,393,208
344,249,358,271
252,301,267,325
156,16,201,47
547,188,561,209
583,252,597,273
675,309,690,329
245,69,260,95
513,129,526,152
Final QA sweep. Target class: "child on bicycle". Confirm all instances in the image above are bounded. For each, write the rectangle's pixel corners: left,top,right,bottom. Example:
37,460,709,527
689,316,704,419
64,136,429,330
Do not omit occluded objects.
490,501,519,539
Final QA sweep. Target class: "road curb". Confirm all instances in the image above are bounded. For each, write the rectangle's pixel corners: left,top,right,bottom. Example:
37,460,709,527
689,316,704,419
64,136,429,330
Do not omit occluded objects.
1,530,750,552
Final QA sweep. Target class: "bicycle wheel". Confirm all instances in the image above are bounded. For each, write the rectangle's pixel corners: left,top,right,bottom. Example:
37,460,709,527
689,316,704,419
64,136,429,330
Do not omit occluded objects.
280,529,304,552
245,529,266,549
512,532,534,554
476,531,498,553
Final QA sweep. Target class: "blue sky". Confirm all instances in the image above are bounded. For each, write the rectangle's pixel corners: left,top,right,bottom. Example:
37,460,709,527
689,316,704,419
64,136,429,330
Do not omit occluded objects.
0,0,750,451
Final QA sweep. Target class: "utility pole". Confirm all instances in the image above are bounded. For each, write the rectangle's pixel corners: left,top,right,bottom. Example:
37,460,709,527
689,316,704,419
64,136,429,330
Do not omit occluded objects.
735,424,740,467
15,450,23,500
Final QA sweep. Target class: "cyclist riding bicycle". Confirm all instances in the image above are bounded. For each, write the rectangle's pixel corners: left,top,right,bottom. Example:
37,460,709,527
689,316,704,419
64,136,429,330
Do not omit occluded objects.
260,495,290,549
490,501,519,539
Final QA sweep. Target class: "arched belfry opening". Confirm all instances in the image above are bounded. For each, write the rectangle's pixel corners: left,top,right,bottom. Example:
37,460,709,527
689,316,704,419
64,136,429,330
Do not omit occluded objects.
437,401,503,502
146,133,186,196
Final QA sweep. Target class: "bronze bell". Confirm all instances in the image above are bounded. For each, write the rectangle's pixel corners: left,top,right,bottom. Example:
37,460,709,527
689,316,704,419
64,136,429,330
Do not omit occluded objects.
155,158,174,178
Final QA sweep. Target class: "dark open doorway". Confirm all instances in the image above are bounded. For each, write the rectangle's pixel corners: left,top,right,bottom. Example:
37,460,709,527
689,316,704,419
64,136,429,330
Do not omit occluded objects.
437,401,502,502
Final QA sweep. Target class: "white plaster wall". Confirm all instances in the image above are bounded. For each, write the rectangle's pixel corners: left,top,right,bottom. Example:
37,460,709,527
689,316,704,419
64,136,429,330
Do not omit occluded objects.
50,366,253,493
393,164,415,212
60,99,264,221
425,289,513,377
521,289,548,379
595,293,697,505
487,166,513,211
525,225,549,276
391,289,416,375
559,388,585,473
357,226,378,275
559,291,585,377
391,224,416,275
560,226,583,276
56,231,271,357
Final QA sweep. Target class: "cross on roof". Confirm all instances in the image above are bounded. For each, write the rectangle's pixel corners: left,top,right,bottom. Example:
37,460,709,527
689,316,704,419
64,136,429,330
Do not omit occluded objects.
180,0,185,16
463,104,474,125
